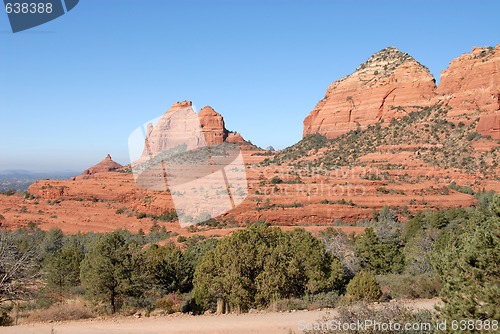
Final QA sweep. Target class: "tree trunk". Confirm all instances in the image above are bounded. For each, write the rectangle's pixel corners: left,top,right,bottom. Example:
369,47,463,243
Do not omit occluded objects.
111,288,116,314
216,298,224,315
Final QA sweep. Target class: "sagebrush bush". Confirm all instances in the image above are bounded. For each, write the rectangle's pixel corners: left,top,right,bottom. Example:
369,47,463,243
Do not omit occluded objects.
27,301,93,323
154,294,181,314
377,274,441,299
345,272,382,303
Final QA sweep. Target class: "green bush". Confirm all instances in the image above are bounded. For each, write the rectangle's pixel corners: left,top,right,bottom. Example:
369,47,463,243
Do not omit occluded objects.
136,212,148,219
270,176,283,184
345,272,382,303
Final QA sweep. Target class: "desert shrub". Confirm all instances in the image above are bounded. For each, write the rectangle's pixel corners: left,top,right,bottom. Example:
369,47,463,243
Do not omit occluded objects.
449,181,475,195
154,294,181,314
136,212,148,219
154,210,178,222
273,297,307,312
270,176,283,184
345,272,381,303
320,228,359,277
403,228,440,275
304,303,436,333
272,292,340,312
377,274,441,299
27,300,93,323
0,306,13,326
305,291,340,309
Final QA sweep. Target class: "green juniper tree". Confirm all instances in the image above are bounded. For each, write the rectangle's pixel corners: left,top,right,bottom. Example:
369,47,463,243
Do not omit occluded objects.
80,232,142,313
431,195,500,326
193,224,345,313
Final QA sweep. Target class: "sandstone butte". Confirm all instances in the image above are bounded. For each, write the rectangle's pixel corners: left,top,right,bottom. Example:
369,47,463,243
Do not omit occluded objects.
303,44,500,140
138,101,246,163
82,154,122,176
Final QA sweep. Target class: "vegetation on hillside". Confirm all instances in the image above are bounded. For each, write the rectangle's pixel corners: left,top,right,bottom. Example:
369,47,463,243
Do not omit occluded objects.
261,104,500,176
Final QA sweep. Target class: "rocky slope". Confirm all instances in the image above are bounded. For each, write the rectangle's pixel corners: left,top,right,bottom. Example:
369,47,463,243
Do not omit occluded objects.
303,47,436,138
304,45,500,139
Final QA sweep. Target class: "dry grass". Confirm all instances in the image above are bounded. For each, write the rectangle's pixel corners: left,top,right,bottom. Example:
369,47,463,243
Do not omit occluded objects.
27,299,94,323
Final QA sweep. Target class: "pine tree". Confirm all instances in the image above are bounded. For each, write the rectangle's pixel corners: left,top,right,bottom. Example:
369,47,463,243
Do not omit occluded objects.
80,232,139,313
44,246,84,294
355,227,404,274
431,196,500,325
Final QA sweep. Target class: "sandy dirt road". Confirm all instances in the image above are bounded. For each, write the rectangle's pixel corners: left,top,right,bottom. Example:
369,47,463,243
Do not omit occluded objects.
2,299,439,334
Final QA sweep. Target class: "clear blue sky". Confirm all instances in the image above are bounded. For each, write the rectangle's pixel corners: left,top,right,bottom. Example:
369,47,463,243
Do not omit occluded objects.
0,0,499,172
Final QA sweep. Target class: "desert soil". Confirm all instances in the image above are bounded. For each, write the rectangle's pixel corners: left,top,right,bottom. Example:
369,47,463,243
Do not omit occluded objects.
3,299,439,334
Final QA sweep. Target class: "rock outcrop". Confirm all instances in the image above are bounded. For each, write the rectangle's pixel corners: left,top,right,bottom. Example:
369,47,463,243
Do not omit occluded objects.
142,101,205,159
226,132,245,143
83,154,122,175
198,106,227,145
304,45,500,139
303,47,437,138
139,101,246,162
437,45,500,139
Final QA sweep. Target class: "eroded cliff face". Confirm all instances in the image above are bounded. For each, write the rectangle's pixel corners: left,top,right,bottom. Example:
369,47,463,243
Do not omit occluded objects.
304,45,500,139
437,45,500,139
303,47,437,138
198,106,227,145
138,101,246,162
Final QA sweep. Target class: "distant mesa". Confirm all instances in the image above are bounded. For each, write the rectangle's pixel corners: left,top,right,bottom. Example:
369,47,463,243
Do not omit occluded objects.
303,44,500,140
82,154,123,176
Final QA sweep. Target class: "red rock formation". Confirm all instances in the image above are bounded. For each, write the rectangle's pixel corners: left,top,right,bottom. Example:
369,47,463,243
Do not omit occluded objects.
303,47,437,138
477,112,500,139
199,106,227,145
226,132,245,143
141,101,205,160
138,101,246,162
82,154,122,175
303,45,500,139
436,45,500,138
